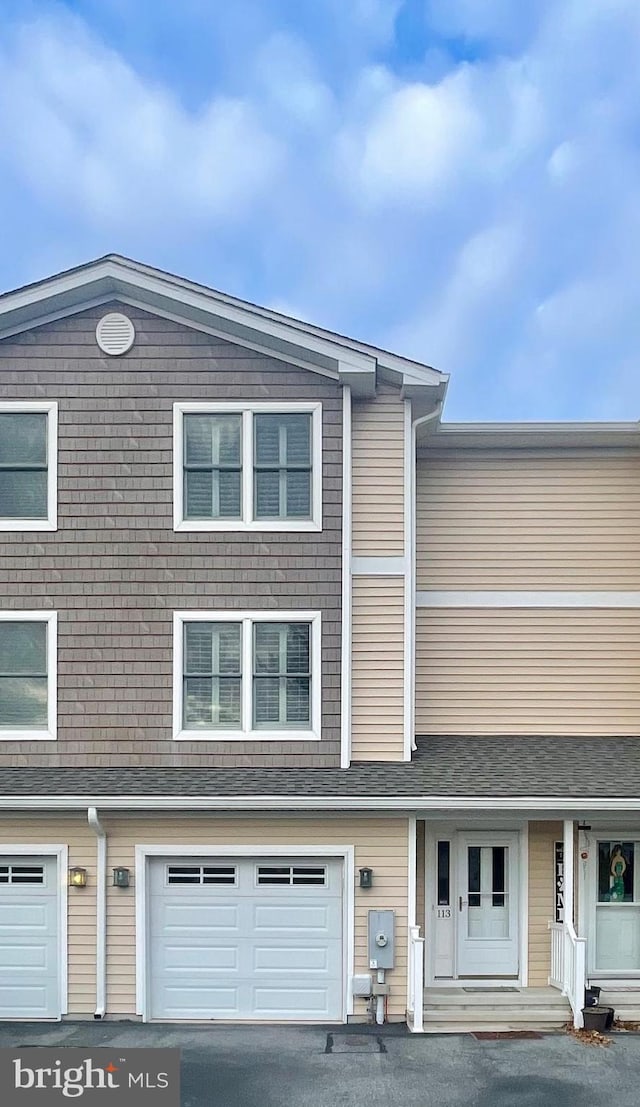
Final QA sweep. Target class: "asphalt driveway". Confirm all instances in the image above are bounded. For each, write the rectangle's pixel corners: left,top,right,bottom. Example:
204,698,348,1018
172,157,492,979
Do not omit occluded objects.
1,1021,639,1107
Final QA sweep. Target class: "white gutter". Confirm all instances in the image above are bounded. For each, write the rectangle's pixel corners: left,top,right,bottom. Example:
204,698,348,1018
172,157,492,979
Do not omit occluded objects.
340,385,352,768
409,404,443,752
0,794,638,812
87,807,106,1019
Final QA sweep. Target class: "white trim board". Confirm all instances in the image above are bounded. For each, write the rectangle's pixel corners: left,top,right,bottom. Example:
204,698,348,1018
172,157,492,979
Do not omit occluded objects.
417,591,640,609
403,399,414,763
351,557,406,575
2,795,640,812
0,844,68,1019
340,386,352,769
134,843,355,1022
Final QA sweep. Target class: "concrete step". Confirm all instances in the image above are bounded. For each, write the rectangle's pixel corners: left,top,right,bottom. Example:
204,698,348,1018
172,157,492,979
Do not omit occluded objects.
422,1021,567,1034
423,1006,569,1024
424,988,569,1009
596,990,640,1020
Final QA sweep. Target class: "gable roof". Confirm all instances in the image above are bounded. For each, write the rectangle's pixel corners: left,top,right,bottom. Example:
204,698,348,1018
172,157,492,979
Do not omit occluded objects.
0,254,447,402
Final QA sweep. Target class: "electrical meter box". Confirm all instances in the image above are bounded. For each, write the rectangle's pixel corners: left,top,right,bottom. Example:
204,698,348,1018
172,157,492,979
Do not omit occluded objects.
368,909,395,969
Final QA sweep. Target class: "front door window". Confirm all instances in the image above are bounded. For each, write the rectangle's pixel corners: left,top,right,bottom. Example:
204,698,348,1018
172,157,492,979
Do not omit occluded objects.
595,840,640,971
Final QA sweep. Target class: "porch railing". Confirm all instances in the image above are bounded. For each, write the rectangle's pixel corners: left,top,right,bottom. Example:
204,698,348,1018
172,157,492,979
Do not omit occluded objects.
407,925,425,1033
549,920,586,1029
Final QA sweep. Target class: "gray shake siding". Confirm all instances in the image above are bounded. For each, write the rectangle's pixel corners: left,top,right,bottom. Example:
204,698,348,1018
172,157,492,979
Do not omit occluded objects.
0,304,342,767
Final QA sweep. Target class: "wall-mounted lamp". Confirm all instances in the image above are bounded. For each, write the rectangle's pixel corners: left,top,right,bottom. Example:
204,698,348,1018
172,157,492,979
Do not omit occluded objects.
112,867,131,889
359,867,373,890
68,866,88,888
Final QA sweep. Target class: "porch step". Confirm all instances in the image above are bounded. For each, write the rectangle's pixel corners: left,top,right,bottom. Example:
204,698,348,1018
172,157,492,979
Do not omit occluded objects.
597,989,640,1021
422,987,571,1032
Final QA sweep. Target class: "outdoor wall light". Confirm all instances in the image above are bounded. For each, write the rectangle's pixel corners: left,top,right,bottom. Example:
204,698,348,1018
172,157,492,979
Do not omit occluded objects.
112,867,131,889
359,867,373,890
68,866,88,888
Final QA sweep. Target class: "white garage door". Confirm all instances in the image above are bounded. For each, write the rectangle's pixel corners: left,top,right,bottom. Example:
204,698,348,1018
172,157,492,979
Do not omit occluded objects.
149,856,343,1021
0,856,60,1019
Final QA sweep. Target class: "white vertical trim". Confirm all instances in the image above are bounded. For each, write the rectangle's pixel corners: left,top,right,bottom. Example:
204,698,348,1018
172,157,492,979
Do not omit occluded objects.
564,820,575,930
135,844,354,1023
407,816,417,1001
340,386,352,769
519,823,529,986
403,400,414,761
172,402,183,531
88,807,106,1018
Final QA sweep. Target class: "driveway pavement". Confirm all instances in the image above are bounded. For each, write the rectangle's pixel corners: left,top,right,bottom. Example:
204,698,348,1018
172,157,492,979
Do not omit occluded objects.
1,1022,639,1106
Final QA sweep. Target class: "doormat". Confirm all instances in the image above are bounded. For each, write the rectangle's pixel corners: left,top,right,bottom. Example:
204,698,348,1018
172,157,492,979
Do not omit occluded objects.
472,1031,543,1041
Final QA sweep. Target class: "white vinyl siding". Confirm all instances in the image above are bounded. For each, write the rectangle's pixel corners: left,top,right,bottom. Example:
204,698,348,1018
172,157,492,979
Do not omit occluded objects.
0,402,57,531
174,611,321,741
0,612,57,741
174,402,322,532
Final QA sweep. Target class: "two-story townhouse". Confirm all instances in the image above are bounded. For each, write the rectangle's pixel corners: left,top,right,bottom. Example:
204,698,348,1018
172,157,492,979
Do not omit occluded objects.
0,255,638,1032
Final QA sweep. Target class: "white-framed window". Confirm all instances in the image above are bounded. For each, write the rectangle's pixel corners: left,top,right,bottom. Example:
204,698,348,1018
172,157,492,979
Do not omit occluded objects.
173,611,321,741
173,402,322,532
0,611,57,741
0,402,57,531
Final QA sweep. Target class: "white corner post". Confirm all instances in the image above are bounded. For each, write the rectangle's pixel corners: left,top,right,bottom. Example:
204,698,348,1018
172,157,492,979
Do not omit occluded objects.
340,384,352,768
563,818,586,1028
88,807,107,1019
407,815,425,1031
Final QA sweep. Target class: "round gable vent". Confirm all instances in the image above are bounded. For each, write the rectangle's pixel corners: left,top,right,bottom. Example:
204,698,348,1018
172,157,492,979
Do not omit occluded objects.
96,312,135,356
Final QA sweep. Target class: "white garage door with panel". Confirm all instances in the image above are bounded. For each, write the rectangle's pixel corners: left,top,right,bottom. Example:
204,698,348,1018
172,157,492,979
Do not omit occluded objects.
149,857,343,1021
0,856,60,1019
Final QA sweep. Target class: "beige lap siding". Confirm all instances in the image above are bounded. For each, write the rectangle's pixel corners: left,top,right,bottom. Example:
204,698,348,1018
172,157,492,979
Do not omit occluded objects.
352,386,405,556
351,576,405,759
0,815,96,1017
528,821,562,987
417,449,640,589
416,608,640,735
104,815,409,1021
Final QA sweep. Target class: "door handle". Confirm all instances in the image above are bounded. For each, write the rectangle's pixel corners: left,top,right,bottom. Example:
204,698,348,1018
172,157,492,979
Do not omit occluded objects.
459,896,466,912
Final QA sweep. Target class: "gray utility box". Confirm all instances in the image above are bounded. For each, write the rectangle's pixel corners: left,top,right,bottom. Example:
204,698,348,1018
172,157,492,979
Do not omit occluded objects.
368,909,395,969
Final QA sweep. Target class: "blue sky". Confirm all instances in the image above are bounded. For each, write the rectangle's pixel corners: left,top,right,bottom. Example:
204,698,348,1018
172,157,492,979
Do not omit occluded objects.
1,0,639,420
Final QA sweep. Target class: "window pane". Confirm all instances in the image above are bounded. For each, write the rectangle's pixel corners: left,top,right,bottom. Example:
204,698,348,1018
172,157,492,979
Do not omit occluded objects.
254,415,281,466
286,624,310,674
186,468,242,519
437,841,450,906
0,622,46,675
184,623,241,676
217,471,241,517
254,470,280,518
285,677,310,724
0,413,46,465
184,470,213,518
183,677,241,728
283,415,311,465
492,847,506,907
0,676,48,727
254,676,280,725
0,470,47,519
285,471,311,518
598,841,635,902
254,624,282,675
468,846,481,908
184,414,241,466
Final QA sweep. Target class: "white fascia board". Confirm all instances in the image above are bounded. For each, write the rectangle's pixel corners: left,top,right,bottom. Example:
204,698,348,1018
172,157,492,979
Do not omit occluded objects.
0,795,639,812
423,421,640,449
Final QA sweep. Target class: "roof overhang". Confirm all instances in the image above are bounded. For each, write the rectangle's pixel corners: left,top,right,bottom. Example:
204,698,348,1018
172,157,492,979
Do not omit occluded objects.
419,421,640,450
0,255,447,402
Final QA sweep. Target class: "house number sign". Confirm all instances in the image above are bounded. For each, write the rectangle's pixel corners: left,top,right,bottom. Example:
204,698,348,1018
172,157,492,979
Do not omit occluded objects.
437,907,451,918
555,841,564,923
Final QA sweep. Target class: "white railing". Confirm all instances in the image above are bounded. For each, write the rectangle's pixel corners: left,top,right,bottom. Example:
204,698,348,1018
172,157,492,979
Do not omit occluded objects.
548,919,586,1028
549,921,564,989
407,925,425,1033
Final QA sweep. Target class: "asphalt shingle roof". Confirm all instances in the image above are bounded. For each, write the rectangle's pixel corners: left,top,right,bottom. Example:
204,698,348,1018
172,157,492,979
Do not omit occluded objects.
0,736,638,799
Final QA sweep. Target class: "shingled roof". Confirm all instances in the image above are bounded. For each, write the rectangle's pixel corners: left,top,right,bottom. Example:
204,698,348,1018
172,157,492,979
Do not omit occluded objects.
0,736,638,801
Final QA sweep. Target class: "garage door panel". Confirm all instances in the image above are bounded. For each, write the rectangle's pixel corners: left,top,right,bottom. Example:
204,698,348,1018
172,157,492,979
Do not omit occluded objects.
149,857,343,1021
0,857,59,1020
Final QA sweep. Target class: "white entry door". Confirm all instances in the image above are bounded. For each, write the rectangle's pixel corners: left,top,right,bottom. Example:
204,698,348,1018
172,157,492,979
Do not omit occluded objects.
456,833,519,977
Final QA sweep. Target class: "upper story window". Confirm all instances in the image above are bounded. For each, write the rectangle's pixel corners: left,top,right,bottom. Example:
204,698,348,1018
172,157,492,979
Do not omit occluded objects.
0,402,57,531
173,610,321,741
0,612,57,741
173,402,322,532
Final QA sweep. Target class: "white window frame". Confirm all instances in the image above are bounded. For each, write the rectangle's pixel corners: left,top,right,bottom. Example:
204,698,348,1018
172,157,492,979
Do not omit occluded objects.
0,401,58,532
173,610,321,741
0,610,57,741
173,401,322,532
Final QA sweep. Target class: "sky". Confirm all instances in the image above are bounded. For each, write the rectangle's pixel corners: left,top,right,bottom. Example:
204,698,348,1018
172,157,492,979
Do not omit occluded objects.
1,0,639,420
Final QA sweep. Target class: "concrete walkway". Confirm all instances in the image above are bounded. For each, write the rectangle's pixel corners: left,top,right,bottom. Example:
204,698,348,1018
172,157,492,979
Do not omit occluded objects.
0,1022,639,1106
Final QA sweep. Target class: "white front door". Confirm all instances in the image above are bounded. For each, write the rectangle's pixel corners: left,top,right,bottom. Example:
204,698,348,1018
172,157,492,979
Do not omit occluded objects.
456,833,519,977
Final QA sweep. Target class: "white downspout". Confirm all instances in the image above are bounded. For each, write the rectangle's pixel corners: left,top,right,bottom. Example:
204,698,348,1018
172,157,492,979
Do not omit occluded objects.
410,403,443,751
88,807,106,1019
